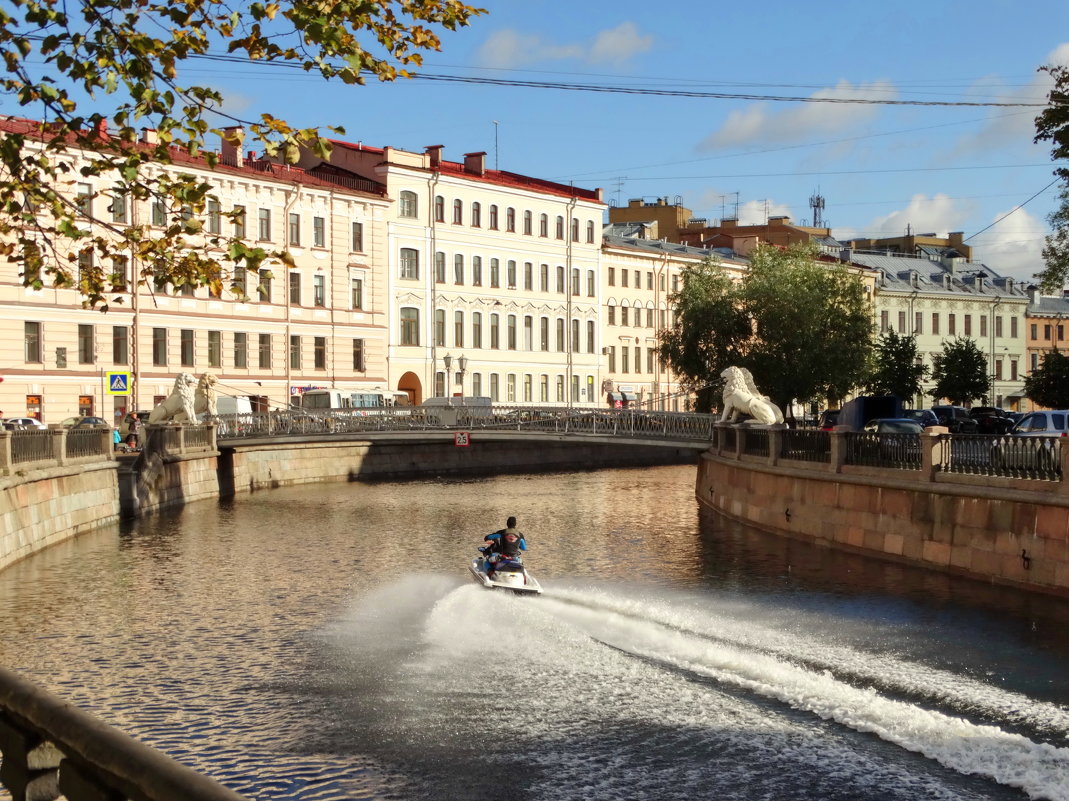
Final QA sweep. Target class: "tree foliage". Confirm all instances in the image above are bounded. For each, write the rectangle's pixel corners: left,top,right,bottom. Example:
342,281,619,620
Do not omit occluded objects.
1024,349,1069,409
0,0,484,308
659,243,873,416
740,244,872,415
658,256,750,412
929,336,989,405
1034,64,1069,292
865,329,928,402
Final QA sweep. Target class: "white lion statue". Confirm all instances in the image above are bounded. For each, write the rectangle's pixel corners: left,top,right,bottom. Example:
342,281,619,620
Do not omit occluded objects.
174,372,218,421
720,366,784,426
148,372,198,424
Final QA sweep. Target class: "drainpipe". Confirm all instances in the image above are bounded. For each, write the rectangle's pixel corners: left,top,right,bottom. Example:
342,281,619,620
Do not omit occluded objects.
283,182,299,406
566,195,577,408
429,171,439,399
990,295,1002,405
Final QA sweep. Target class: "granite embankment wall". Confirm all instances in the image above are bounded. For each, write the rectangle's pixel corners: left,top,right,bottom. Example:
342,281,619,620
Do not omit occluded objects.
0,464,120,572
699,435,1069,597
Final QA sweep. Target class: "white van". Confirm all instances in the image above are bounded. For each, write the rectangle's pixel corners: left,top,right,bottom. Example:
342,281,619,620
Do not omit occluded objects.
215,395,253,416
419,396,493,426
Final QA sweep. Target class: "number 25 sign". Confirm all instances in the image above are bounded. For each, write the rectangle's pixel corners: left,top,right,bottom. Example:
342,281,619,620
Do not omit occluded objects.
454,431,471,447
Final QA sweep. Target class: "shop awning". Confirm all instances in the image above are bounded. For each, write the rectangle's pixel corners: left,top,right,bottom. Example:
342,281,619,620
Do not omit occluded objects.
608,392,623,401
1005,386,1027,399
621,392,637,402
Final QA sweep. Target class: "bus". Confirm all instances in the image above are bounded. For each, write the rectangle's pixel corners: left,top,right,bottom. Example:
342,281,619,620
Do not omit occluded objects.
298,389,410,412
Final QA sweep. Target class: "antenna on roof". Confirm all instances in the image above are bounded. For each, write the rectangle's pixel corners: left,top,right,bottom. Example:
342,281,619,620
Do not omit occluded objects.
492,120,499,171
809,191,825,227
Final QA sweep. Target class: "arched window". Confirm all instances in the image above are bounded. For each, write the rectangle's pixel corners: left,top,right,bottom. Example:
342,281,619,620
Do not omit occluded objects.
539,213,549,237
471,202,481,227
433,195,444,222
452,199,463,224
399,190,418,218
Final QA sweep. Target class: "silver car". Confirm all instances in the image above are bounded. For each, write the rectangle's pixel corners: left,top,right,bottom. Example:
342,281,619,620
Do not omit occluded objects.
990,411,1069,472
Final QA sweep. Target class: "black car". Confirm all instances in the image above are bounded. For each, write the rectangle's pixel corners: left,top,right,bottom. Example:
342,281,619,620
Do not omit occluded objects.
969,406,1015,435
931,405,979,434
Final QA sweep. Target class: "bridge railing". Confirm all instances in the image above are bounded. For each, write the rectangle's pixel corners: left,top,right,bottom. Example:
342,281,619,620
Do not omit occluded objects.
0,428,114,476
212,406,720,442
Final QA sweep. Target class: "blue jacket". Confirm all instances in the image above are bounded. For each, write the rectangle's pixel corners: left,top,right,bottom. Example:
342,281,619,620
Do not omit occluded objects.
484,530,527,552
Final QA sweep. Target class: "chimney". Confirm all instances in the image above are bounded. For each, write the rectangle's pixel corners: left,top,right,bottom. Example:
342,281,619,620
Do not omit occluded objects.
93,118,108,139
463,151,486,175
839,247,852,262
140,128,158,145
425,144,444,168
220,126,244,168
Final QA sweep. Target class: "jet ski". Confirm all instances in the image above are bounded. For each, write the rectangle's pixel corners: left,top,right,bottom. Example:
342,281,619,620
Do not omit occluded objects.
469,548,543,595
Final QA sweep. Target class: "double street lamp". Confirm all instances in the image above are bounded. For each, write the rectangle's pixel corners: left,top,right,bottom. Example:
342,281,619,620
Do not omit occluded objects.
442,353,468,396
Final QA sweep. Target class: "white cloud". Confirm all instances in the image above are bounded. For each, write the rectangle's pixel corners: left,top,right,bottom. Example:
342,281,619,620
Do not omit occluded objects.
968,207,1047,283
735,199,794,226
476,23,652,69
699,80,897,150
862,194,970,240
1050,42,1069,67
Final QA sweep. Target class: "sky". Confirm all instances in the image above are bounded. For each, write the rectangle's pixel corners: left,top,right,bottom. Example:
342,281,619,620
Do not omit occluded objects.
97,1,1069,284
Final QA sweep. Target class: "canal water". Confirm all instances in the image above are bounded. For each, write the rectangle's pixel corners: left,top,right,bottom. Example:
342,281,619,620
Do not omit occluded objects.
1,465,1069,801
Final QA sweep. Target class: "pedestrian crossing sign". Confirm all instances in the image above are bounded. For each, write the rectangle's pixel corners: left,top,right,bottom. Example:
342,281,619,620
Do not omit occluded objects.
106,372,132,395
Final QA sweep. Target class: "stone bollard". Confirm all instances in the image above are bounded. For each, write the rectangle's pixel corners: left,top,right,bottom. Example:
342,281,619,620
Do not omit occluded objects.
0,431,11,477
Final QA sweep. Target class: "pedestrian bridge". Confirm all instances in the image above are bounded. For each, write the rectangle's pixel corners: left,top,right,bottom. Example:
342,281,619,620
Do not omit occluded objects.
213,405,719,451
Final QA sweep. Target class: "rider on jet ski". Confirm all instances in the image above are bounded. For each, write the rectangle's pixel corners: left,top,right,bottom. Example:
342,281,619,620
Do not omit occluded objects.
483,517,526,574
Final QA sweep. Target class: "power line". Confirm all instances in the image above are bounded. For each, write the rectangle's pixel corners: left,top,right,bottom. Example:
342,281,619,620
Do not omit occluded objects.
965,179,1061,241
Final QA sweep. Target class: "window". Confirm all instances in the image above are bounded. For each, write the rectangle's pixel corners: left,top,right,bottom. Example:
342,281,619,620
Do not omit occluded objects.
1011,360,1018,380
472,372,483,396
586,220,595,243
556,318,565,352
932,313,940,336
233,267,247,298
258,208,272,240
524,262,533,290
556,216,564,239
608,267,615,286
290,334,301,369
351,278,363,309
539,214,548,237
622,307,629,326
571,218,579,242
949,313,957,335
208,331,221,368
434,309,446,346
915,312,922,335
288,213,301,246
489,205,498,229
523,315,533,350
111,256,129,292
472,255,483,286
995,315,1003,338
608,305,616,325
207,200,221,234
233,205,246,238
75,182,93,217
454,311,464,347
556,375,565,402
621,269,628,288
556,265,565,294
506,207,516,232
313,216,325,247
152,328,167,366
289,272,301,305
434,195,445,222
351,221,364,251
588,270,595,297
523,210,532,235
152,198,167,227
507,374,516,402
471,202,481,227
454,253,464,285
490,373,499,402
399,190,418,218
490,313,500,349
1031,323,1038,340
607,346,615,372
1045,324,1053,340
587,321,595,353
258,269,272,303
77,249,93,288
109,190,127,223
507,314,517,350
540,375,549,403
353,339,365,371
314,336,326,369
180,329,194,366
400,248,419,279
77,324,94,364
540,264,549,292
507,260,517,288
435,251,446,283
472,312,482,348
622,347,629,373
540,317,549,350
524,374,533,402
234,332,247,368
980,316,987,338
313,274,326,307
571,319,580,353
400,308,420,345
112,326,129,365
1011,317,1019,339
490,258,500,288
964,314,972,336
452,199,463,224
258,333,271,368
571,267,580,296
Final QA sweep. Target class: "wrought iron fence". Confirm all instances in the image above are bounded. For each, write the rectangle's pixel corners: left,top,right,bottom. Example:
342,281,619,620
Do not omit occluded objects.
742,428,769,457
781,429,831,463
937,433,1062,481
844,432,922,470
10,428,56,464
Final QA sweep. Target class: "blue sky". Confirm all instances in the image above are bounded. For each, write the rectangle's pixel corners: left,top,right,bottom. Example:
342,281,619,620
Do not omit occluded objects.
198,2,1065,283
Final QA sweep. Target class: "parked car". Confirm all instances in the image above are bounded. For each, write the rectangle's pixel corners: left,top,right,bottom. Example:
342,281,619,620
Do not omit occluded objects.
969,406,1015,435
2,417,47,430
990,410,1069,472
60,416,109,428
901,409,939,428
818,409,840,430
860,418,924,463
931,405,979,434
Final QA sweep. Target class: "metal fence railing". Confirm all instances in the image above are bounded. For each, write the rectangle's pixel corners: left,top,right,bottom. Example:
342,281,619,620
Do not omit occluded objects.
780,429,831,463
